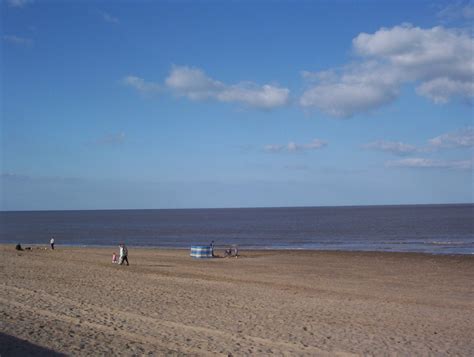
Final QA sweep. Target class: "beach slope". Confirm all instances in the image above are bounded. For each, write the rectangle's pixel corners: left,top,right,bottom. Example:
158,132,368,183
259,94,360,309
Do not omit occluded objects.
1,246,473,355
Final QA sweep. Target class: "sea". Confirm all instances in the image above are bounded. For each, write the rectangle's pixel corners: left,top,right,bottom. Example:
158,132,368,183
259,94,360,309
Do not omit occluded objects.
0,204,473,255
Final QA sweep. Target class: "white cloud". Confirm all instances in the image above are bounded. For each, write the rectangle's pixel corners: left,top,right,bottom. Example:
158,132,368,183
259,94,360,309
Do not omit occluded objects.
263,144,284,153
386,158,472,170
102,12,119,24
300,62,400,117
363,140,417,155
122,75,160,94
264,139,327,153
416,77,474,104
7,0,30,8
428,127,474,149
218,83,289,110
352,25,472,75
165,65,289,109
302,139,328,150
2,35,32,46
364,127,474,156
354,25,473,102
301,24,474,117
165,66,224,100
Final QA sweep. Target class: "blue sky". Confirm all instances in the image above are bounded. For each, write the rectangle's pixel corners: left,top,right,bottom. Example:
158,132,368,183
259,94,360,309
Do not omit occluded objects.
1,0,473,210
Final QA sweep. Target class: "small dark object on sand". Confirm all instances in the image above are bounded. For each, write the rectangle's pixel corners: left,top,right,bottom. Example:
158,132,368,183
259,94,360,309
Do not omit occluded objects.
15,244,23,251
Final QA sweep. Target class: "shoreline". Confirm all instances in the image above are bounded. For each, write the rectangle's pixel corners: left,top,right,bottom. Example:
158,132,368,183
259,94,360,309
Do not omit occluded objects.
2,243,473,256
1,245,473,355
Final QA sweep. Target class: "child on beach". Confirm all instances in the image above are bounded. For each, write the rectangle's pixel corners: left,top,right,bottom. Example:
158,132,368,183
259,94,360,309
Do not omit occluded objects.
112,252,117,263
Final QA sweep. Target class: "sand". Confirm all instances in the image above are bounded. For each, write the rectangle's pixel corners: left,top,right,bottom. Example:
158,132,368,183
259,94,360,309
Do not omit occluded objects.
1,245,473,356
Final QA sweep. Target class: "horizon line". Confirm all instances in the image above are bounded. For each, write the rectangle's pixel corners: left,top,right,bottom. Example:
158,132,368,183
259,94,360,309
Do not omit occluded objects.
1,202,473,213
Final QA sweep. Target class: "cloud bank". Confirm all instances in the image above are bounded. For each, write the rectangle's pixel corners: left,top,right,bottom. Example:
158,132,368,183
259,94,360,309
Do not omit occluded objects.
362,140,417,156
364,127,474,170
123,66,289,110
165,66,289,110
301,24,474,117
264,139,327,153
428,127,474,149
386,158,472,170
365,127,474,155
123,24,472,116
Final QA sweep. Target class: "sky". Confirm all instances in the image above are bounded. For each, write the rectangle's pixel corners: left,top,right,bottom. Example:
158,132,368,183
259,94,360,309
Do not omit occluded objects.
1,0,473,210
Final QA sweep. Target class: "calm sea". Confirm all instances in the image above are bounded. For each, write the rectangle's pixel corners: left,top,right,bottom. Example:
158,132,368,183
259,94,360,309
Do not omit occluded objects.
0,204,473,254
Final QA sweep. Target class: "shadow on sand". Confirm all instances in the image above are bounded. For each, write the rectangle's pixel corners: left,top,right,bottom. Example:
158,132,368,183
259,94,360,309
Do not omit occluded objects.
0,332,66,357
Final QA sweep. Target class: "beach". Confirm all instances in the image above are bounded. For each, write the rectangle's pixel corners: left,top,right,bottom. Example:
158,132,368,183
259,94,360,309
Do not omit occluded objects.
1,245,473,356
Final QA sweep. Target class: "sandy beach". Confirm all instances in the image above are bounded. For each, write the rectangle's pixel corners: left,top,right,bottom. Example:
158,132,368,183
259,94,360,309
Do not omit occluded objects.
1,245,473,356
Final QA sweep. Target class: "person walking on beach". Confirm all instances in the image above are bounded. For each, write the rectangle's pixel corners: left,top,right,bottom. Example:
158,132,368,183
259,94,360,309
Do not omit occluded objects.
50,237,55,250
119,244,129,266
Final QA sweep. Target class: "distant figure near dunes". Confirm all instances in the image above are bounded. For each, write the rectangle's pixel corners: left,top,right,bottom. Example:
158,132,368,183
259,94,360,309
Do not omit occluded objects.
50,237,55,250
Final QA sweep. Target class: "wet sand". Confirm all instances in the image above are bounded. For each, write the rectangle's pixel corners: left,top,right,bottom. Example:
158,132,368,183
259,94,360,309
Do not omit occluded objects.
1,245,473,356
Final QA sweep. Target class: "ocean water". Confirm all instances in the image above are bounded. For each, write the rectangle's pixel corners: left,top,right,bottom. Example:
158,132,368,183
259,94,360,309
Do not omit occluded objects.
0,204,473,254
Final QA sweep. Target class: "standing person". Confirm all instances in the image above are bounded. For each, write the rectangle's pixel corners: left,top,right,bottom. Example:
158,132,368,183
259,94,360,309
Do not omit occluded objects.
119,244,129,266
50,237,55,250
210,240,215,257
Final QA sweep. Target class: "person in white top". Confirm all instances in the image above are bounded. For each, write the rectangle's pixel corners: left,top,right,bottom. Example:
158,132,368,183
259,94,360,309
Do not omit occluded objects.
119,244,129,266
50,237,55,250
